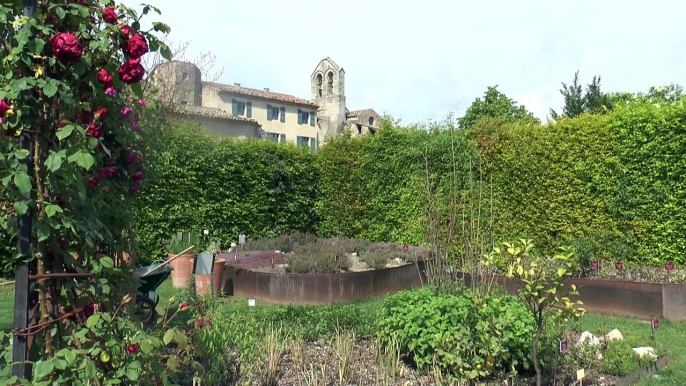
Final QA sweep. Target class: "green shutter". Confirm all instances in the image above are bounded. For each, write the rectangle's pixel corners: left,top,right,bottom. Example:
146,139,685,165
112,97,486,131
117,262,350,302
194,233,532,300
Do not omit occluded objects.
280,107,286,122
246,102,252,118
280,134,286,143
267,104,272,120
297,109,302,124
232,99,238,115
309,111,315,126
309,138,316,153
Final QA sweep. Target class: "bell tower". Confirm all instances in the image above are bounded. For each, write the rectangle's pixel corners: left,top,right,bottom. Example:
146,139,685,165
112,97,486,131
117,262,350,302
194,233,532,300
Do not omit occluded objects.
310,57,347,143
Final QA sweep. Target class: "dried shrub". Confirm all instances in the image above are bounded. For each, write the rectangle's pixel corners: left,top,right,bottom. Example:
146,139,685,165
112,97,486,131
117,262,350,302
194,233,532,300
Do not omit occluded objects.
326,237,370,254
227,251,284,270
245,232,317,253
286,240,351,274
361,242,405,270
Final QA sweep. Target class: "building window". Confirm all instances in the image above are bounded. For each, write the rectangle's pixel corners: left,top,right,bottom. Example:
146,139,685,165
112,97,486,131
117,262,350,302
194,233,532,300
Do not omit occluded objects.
267,105,285,122
297,109,315,126
326,71,334,95
297,136,316,153
265,132,279,142
368,116,374,126
232,99,246,116
356,124,362,134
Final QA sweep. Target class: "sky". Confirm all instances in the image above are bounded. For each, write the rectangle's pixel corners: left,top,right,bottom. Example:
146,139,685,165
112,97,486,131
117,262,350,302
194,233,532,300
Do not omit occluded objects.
121,0,686,124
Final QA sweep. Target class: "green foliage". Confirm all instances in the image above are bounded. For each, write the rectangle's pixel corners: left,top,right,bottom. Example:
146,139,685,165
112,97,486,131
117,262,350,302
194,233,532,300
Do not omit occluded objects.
168,231,199,255
550,71,613,120
600,340,643,376
458,86,540,130
483,239,585,386
376,286,535,380
361,242,405,270
135,121,319,262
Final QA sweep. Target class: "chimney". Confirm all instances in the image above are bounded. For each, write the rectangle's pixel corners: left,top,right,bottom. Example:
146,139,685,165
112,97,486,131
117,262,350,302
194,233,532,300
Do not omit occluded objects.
264,88,270,92
234,83,241,87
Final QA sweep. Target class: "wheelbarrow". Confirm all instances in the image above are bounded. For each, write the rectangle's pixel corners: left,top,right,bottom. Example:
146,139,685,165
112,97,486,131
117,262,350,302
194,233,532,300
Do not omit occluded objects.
133,259,172,325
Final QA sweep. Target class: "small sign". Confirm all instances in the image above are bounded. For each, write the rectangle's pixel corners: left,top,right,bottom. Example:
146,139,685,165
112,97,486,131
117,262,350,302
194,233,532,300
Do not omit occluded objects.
615,261,623,271
576,369,585,380
230,242,236,248
203,229,209,235
177,231,182,241
591,261,599,270
239,234,246,245
559,340,568,352
248,297,256,307
402,245,409,252
652,317,659,329
666,263,675,271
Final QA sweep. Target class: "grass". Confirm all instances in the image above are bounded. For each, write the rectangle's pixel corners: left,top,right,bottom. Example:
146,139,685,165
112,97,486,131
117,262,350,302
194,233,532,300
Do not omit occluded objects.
1,279,685,385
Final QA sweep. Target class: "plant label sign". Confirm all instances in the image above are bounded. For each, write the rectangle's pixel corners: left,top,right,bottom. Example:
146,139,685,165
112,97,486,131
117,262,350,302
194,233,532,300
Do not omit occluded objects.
402,245,409,252
559,340,568,352
248,297,256,307
177,231,182,241
652,317,659,329
615,261,623,271
203,229,209,235
666,263,675,271
577,368,585,380
591,261,599,270
239,234,246,245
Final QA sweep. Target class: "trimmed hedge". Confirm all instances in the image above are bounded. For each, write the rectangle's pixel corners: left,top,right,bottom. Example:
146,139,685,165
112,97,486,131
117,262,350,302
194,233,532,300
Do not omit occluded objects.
134,122,318,262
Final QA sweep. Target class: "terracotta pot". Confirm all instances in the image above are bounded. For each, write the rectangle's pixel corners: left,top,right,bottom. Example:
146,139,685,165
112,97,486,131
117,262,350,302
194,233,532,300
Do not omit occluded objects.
194,258,226,296
169,253,195,288
117,251,136,267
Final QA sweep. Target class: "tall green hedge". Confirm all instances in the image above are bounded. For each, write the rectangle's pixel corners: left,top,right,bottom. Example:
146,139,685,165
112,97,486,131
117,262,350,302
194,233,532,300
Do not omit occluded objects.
134,122,318,261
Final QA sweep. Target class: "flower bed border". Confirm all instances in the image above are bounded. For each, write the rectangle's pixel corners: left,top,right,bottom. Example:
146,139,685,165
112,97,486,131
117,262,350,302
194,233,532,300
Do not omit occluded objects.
457,272,686,322
218,256,429,305
615,354,668,386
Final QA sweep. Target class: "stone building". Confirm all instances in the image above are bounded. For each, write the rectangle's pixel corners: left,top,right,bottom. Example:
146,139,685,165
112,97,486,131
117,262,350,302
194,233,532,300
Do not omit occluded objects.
148,57,381,151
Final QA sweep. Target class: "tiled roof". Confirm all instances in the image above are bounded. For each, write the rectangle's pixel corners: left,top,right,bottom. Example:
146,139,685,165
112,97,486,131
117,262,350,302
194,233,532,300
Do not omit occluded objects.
173,105,259,125
203,82,319,108
347,108,376,118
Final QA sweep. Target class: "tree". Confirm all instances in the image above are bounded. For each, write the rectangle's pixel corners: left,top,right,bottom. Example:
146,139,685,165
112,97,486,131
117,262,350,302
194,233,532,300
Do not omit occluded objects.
458,86,540,130
550,71,612,120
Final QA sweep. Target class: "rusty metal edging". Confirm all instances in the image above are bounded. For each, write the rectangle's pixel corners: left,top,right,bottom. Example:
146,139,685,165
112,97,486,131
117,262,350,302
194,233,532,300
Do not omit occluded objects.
614,354,669,386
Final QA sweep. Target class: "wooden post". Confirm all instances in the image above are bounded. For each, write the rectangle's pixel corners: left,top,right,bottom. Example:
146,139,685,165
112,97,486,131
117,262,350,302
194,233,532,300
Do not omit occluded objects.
12,0,37,378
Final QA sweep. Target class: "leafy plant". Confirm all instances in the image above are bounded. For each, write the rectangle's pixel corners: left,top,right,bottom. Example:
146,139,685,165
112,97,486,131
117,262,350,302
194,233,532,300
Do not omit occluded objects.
601,340,641,376
482,239,586,386
376,286,535,380
168,231,199,255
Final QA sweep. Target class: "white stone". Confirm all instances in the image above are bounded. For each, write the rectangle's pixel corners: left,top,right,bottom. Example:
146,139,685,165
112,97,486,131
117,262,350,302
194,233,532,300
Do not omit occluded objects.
633,347,656,358
605,329,624,341
351,252,357,257
576,331,601,347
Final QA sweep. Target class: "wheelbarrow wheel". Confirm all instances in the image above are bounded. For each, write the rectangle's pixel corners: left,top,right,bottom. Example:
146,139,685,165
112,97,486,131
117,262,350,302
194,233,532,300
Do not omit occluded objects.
135,297,157,326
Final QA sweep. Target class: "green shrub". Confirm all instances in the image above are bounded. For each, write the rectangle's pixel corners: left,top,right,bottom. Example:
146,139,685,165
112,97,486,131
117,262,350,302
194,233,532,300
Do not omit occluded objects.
376,286,535,380
601,340,641,376
168,231,200,255
285,239,351,273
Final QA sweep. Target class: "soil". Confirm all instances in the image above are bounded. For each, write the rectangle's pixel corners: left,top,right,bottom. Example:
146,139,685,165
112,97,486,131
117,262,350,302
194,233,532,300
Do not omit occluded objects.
231,338,623,386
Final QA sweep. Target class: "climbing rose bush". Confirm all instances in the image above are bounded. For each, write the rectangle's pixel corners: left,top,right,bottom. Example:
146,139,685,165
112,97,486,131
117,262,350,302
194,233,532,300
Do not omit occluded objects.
0,1,197,385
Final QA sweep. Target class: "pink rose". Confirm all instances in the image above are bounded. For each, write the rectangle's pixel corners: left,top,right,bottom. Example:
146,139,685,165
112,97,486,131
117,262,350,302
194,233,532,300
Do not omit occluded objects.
132,171,144,182
118,24,133,38
50,33,82,63
121,106,132,117
0,100,11,117
118,58,145,84
138,99,147,107
105,87,116,97
93,107,107,121
131,183,139,194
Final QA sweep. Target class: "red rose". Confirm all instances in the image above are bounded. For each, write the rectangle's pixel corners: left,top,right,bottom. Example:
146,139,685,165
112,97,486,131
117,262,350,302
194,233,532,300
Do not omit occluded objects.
180,302,190,311
83,302,96,318
132,170,144,181
96,69,113,88
87,176,100,188
118,58,145,84
102,6,118,23
93,107,107,121
124,33,148,60
118,24,133,38
50,32,83,63
126,343,139,353
77,0,89,5
86,124,103,138
0,100,11,117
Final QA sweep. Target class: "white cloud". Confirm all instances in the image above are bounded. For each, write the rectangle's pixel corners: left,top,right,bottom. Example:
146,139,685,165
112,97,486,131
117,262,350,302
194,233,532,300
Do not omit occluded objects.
121,0,686,122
